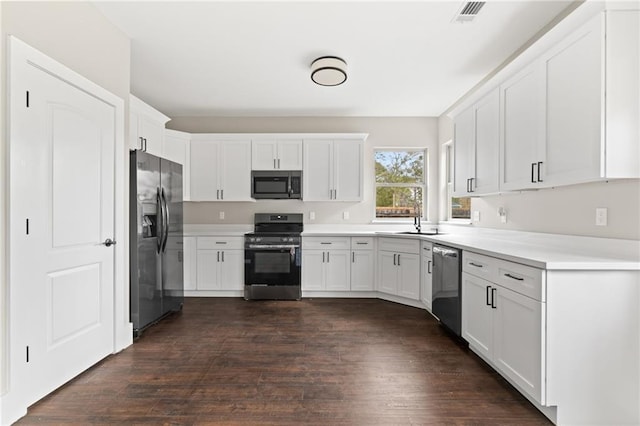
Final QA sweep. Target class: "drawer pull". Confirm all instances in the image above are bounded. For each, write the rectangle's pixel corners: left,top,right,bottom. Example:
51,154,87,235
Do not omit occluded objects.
356,242,368,245
215,242,227,245
320,242,332,245
469,262,483,268
504,273,524,281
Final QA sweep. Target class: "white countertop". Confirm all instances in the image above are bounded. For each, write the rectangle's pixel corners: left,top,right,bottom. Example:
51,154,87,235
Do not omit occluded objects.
183,224,640,271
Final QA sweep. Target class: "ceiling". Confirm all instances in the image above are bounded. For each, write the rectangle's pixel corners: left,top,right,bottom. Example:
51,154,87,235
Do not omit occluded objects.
94,1,576,118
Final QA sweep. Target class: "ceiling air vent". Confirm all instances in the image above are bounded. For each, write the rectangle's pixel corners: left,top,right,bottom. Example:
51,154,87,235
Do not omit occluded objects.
453,1,486,23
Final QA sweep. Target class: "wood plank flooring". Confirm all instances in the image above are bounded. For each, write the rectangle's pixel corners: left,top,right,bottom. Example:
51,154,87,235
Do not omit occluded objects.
17,298,551,425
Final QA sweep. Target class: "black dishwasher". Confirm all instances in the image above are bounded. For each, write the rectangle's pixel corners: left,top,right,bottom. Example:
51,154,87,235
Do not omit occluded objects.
432,245,462,337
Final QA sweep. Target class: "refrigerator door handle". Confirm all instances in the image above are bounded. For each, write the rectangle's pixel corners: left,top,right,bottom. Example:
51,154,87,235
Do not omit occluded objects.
156,188,163,254
161,188,170,252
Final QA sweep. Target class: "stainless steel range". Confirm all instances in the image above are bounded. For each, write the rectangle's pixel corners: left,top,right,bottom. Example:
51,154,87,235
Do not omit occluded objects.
244,213,303,300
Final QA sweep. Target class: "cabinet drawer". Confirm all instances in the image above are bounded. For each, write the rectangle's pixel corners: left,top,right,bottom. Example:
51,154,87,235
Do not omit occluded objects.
351,237,375,250
495,260,544,302
303,236,350,250
463,251,498,281
378,237,420,254
421,241,433,258
197,236,243,250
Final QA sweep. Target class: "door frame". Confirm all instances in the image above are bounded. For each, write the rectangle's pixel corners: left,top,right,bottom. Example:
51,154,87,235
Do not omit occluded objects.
1,36,132,424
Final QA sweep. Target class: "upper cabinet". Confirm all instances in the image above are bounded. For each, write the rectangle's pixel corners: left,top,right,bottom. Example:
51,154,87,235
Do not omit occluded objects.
303,138,364,202
252,139,303,170
129,95,170,155
453,88,500,196
189,136,252,202
455,9,640,195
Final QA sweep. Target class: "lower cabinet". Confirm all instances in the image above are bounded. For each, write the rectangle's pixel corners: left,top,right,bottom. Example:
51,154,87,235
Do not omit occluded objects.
302,249,350,291
420,241,433,311
191,236,244,292
377,238,420,300
350,237,375,291
461,251,545,404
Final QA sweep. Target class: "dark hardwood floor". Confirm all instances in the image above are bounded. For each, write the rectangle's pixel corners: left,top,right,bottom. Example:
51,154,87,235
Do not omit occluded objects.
17,298,550,425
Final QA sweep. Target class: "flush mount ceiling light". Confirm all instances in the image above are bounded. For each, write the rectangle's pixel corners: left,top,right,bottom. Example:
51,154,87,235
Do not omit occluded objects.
311,56,347,86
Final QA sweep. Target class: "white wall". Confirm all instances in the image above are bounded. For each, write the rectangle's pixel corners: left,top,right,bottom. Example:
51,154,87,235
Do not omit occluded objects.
437,116,640,240
0,0,130,405
168,116,439,226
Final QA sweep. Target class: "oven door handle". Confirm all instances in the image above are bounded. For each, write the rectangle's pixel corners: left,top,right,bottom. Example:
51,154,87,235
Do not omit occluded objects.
247,244,300,250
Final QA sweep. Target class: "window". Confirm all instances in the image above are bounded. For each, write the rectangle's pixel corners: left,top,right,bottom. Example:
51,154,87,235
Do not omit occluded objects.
375,149,426,220
445,143,470,220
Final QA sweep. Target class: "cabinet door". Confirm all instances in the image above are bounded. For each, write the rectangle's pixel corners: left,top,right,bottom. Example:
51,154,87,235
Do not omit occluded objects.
500,64,545,191
543,16,602,186
139,115,164,157
397,253,420,300
277,139,303,170
333,140,362,201
219,250,244,291
190,140,220,201
453,106,474,196
474,89,500,194
219,141,251,201
325,250,350,291
196,250,219,290
303,140,333,201
129,112,142,150
252,140,277,170
461,273,493,359
377,251,398,295
302,250,325,290
183,236,197,291
421,255,433,310
493,285,544,404
351,250,375,291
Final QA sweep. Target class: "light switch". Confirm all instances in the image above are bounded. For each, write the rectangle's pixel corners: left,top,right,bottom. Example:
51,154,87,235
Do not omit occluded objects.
595,208,607,226
473,211,480,222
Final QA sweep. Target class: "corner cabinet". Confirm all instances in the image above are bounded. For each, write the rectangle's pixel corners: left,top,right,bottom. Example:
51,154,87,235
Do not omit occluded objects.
303,138,364,201
189,136,252,201
453,88,500,196
129,94,170,155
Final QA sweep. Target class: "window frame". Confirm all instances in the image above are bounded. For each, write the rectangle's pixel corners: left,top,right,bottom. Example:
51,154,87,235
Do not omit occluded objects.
373,148,428,223
442,141,471,223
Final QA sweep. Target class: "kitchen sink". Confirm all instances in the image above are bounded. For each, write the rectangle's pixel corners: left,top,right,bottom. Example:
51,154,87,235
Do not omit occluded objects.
396,231,442,235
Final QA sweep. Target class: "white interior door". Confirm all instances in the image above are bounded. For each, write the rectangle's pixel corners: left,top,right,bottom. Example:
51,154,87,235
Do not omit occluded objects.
10,40,116,410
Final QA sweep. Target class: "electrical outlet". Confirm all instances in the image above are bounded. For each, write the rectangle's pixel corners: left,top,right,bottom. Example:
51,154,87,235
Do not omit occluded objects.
473,211,480,222
309,211,316,221
219,211,225,220
343,211,350,220
595,207,607,226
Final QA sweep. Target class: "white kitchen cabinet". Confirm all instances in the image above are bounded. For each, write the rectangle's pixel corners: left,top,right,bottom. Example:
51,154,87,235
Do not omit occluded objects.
183,236,197,291
500,11,640,191
303,139,363,201
302,237,350,291
350,237,375,291
377,238,420,301
129,94,170,155
189,138,252,201
499,63,546,191
420,241,433,311
462,251,545,405
252,139,303,170
195,237,243,291
453,88,500,197
164,129,191,200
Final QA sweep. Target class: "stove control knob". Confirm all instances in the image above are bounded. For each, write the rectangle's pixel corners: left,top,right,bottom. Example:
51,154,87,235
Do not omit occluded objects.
248,237,255,243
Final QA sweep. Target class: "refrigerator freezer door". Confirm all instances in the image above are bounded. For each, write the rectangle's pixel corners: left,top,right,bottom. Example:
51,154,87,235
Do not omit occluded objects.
130,150,162,334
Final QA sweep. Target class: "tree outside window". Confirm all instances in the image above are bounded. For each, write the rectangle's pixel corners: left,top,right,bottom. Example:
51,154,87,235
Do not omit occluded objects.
375,150,426,219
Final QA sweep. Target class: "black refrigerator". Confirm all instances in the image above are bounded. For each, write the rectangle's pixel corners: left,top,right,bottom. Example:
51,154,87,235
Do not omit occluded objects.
130,150,183,337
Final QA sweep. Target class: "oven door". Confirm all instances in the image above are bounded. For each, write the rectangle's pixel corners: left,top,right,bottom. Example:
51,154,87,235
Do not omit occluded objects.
245,245,301,286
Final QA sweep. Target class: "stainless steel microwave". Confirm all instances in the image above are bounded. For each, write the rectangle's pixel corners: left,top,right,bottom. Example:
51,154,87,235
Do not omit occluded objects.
251,171,302,199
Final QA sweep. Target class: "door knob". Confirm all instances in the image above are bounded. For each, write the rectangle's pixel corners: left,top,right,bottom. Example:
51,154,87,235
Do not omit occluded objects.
103,238,116,247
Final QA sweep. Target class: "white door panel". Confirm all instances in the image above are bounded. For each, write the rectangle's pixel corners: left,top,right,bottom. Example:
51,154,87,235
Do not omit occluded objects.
9,43,116,413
